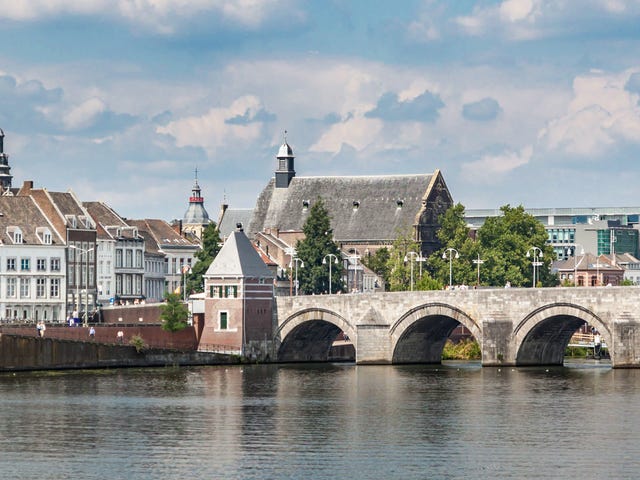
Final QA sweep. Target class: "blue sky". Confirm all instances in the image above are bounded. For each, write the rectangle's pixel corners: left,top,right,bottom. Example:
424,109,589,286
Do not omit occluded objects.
2,0,640,221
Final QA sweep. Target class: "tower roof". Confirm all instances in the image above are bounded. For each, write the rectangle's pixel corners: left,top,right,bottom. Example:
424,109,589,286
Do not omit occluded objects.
205,229,274,278
277,130,294,158
183,169,210,225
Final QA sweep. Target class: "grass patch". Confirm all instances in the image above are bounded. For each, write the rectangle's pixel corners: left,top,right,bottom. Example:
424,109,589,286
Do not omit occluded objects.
442,339,481,360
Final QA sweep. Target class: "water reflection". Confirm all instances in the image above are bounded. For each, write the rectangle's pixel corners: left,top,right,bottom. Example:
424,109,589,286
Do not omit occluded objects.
0,362,639,479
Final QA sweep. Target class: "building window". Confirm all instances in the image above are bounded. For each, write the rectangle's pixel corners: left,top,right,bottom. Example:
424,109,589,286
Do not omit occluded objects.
20,278,30,298
50,278,60,298
6,258,16,271
136,250,142,268
219,311,228,330
36,278,46,298
21,258,30,271
126,250,133,268
51,258,61,271
6,278,16,298
115,249,123,268
37,258,47,271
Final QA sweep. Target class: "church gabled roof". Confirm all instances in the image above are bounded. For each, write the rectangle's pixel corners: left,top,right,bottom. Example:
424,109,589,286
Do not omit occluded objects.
205,229,274,278
248,171,445,241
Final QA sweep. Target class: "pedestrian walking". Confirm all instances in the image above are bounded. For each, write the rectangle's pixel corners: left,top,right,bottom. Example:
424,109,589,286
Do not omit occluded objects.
89,326,96,340
117,330,124,344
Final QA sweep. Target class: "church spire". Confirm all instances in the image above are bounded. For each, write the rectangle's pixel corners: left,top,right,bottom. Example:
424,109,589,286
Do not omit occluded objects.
183,167,210,237
0,129,13,191
275,130,295,188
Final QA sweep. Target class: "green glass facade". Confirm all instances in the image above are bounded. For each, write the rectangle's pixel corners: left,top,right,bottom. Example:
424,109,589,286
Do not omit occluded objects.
596,228,638,257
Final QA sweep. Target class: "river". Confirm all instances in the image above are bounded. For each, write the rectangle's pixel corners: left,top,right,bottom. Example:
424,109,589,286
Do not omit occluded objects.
1,360,639,479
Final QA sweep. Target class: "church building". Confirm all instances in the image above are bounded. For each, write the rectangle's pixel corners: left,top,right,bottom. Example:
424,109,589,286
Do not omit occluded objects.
246,134,454,283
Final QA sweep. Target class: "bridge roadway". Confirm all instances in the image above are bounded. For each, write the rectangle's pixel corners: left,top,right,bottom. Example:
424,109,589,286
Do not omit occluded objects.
273,286,640,367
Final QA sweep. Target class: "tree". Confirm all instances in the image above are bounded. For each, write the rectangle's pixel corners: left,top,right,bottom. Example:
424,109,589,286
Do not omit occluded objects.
477,204,557,287
382,227,440,291
186,223,223,294
361,247,390,287
429,203,480,287
160,292,189,332
295,198,343,294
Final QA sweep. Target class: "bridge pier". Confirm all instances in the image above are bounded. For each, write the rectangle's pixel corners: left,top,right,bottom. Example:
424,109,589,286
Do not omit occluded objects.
610,316,640,368
481,317,516,366
355,324,392,364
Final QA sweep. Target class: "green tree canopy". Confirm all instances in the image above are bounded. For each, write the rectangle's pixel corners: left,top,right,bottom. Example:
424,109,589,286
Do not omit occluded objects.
477,204,556,287
383,227,441,291
361,247,390,287
160,292,189,332
186,222,223,294
295,198,343,294
429,203,481,287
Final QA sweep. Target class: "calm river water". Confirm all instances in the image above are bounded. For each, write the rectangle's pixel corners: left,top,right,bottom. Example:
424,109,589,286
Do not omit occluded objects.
1,360,639,479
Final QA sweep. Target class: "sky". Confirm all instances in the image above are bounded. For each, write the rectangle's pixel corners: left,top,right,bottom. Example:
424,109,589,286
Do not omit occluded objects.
2,0,640,221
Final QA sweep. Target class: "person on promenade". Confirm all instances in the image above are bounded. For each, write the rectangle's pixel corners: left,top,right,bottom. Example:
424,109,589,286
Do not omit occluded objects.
89,326,96,340
117,330,124,344
37,321,45,338
594,331,602,357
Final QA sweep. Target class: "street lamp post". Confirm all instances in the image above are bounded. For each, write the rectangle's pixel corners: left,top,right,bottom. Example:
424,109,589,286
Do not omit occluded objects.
442,248,460,289
472,253,484,286
290,257,304,295
566,244,584,287
322,254,339,294
348,249,361,293
70,245,94,325
526,247,544,288
182,264,192,302
404,251,419,291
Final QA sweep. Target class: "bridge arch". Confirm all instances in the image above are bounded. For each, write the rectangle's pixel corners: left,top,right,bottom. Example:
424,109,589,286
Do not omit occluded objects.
275,308,356,362
390,303,482,364
514,303,611,366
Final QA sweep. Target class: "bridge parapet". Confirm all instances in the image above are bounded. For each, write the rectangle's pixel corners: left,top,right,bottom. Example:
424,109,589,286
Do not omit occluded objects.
275,287,640,367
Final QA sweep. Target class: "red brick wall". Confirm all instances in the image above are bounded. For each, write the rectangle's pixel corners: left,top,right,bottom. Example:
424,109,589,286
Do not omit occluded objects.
0,324,198,350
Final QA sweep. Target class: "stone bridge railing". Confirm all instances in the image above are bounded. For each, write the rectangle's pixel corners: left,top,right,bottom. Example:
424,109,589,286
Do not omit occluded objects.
274,286,640,367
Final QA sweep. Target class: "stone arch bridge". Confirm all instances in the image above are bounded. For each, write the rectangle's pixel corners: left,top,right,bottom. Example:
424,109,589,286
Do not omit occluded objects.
273,287,640,367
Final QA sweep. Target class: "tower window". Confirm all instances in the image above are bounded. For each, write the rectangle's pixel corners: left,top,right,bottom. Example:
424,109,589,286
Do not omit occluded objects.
353,201,360,211
303,200,309,211
396,199,404,209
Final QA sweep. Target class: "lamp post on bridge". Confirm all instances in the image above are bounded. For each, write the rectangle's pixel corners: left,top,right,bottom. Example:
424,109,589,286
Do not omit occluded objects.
290,257,304,296
404,251,419,291
526,246,544,288
472,253,484,287
442,248,459,289
322,254,339,294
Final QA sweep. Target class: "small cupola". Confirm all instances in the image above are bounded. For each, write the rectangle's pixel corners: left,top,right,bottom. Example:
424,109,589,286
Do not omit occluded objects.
275,130,296,188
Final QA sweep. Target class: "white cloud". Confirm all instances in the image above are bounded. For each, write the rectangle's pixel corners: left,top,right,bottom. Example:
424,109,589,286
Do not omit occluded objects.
455,0,640,40
309,117,384,154
0,0,301,33
156,95,266,156
461,145,533,183
538,70,640,156
63,97,106,130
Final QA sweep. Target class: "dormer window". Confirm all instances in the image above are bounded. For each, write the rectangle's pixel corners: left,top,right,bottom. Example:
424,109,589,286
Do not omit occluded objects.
302,200,309,211
7,226,23,244
65,215,77,228
36,227,52,245
353,201,360,211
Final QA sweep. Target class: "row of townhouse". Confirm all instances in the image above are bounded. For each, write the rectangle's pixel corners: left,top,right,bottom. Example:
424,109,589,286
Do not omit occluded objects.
0,180,200,323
